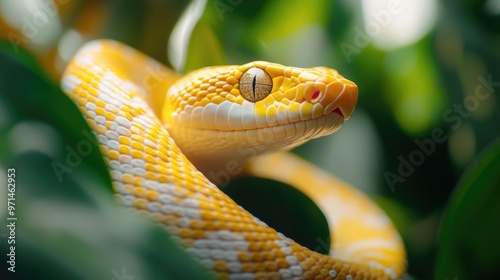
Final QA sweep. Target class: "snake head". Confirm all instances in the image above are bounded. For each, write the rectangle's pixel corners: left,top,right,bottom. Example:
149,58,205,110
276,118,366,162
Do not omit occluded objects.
164,61,358,176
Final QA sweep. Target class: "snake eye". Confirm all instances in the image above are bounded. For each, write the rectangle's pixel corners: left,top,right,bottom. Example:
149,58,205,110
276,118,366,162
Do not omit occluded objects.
239,67,273,102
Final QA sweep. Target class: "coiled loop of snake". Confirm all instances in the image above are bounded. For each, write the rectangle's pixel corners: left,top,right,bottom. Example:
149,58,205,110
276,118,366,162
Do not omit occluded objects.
61,40,406,280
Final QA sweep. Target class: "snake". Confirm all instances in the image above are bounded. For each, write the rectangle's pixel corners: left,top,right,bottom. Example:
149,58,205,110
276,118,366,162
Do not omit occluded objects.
60,39,406,279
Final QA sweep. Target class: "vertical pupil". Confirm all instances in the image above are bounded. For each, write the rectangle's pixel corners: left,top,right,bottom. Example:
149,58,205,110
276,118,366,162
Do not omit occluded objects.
240,68,272,102
252,75,257,97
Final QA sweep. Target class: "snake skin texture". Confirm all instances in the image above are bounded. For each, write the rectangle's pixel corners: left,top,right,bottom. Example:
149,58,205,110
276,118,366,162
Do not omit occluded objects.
61,40,406,279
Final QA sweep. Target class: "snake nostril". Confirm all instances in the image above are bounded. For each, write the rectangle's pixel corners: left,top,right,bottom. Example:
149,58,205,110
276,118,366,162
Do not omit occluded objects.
312,90,320,101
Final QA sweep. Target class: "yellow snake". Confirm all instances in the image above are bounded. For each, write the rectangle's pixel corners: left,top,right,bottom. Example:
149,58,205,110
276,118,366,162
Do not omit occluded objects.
61,40,406,279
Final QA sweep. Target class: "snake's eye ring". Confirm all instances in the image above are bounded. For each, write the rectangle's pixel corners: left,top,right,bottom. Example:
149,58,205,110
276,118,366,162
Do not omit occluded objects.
239,67,273,102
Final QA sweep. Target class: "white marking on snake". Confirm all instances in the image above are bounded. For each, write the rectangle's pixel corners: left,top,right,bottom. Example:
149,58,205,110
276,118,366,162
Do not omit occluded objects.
131,159,145,168
119,163,133,174
118,154,132,164
105,130,119,140
115,116,132,129
109,160,120,170
107,140,119,150
85,102,97,111
132,167,145,177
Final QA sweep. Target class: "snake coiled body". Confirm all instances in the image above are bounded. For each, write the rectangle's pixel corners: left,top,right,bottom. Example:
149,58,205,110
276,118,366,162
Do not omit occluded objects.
61,40,406,279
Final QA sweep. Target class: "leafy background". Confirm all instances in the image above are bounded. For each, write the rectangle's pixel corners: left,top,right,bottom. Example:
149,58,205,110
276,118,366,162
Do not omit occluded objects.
0,0,499,279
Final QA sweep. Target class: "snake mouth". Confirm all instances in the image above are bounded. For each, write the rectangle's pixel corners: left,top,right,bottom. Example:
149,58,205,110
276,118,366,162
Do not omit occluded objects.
167,99,350,136
172,112,345,143
332,107,345,119
168,113,345,166
321,82,357,120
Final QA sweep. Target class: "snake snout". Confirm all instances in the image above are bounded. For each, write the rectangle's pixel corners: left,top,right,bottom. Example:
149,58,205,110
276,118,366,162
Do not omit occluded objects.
323,80,358,120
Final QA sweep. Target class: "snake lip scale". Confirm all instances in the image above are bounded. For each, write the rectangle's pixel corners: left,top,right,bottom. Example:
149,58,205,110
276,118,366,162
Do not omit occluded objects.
61,39,406,280
169,113,343,133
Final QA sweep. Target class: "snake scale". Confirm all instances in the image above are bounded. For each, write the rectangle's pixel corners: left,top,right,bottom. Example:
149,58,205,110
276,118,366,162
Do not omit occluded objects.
61,40,406,279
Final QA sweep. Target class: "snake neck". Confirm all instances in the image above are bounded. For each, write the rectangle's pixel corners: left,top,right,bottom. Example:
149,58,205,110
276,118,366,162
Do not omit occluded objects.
165,124,310,185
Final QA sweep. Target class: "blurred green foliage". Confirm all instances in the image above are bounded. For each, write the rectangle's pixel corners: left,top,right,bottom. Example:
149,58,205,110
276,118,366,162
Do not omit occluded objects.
435,138,500,279
1,0,499,279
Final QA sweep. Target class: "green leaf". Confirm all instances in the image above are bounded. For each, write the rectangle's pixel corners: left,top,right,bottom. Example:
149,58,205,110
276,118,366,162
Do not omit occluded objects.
383,40,447,135
102,0,192,65
0,39,46,79
3,152,215,280
0,44,109,184
435,137,500,279
222,177,331,255
168,0,224,72
183,18,226,73
250,0,330,41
